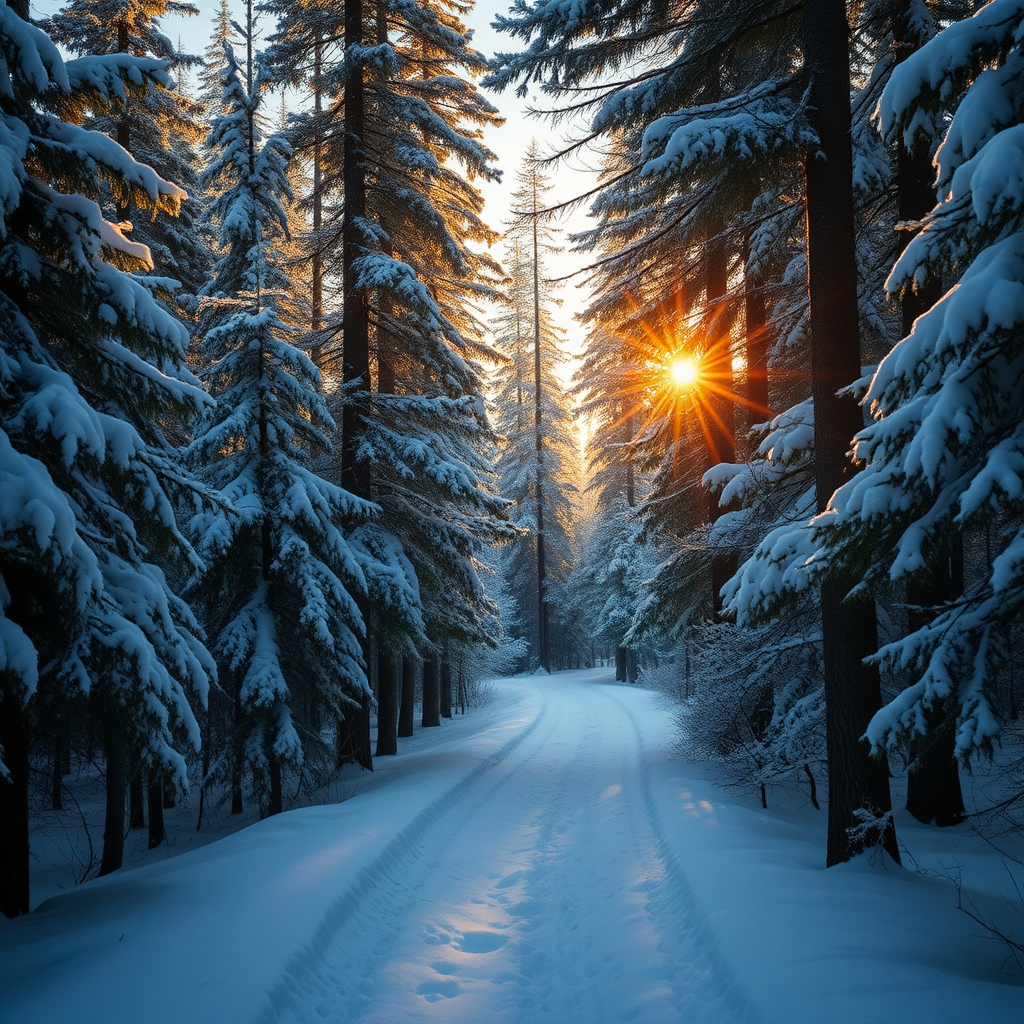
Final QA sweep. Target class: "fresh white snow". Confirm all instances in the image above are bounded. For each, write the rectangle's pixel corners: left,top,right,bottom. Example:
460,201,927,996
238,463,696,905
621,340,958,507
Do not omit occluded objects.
1,669,1020,1024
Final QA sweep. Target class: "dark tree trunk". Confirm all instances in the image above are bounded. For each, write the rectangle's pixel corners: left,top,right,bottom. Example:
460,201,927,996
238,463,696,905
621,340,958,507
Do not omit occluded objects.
422,656,441,728
147,781,165,848
705,220,738,617
615,646,627,682
375,650,400,756
336,699,374,770
340,0,374,771
311,36,324,364
905,544,966,825
625,649,638,685
98,737,127,876
744,234,770,426
398,658,416,738
906,701,965,825
440,659,453,719
129,774,145,830
803,0,898,866
342,0,370,503
268,757,283,816
0,686,30,916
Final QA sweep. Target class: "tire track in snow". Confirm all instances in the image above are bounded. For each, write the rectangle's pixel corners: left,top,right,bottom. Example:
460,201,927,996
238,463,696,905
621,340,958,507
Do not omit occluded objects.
257,689,556,1024
482,689,606,1022
597,684,760,1024
486,681,758,1023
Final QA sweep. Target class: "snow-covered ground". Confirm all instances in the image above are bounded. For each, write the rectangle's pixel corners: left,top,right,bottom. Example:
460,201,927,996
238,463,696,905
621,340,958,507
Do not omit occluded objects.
1,669,1021,1024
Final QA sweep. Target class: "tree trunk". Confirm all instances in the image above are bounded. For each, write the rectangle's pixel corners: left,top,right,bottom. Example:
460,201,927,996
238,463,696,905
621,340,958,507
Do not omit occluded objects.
422,655,441,728
147,781,165,849
0,685,30,916
625,649,638,685
375,650,400,756
531,182,550,672
705,219,738,617
129,774,145,830
398,658,416,737
905,544,966,825
744,233,770,427
98,736,127,876
340,0,374,771
615,646,627,682
311,35,324,366
336,698,374,770
342,0,370,504
905,699,965,825
440,659,453,719
802,0,898,866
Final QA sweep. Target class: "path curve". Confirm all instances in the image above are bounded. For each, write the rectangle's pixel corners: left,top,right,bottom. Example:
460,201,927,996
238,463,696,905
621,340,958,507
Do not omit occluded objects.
262,672,758,1024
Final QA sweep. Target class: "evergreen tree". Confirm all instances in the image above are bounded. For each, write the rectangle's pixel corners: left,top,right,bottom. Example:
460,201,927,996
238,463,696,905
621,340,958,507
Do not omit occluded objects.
198,0,236,114
0,0,214,914
189,17,370,816
813,0,1024,788
262,0,512,753
47,0,210,303
493,149,577,671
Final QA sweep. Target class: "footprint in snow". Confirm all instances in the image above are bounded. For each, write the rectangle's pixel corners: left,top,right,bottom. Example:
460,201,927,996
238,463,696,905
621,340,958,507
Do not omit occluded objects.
453,930,508,954
416,979,461,1002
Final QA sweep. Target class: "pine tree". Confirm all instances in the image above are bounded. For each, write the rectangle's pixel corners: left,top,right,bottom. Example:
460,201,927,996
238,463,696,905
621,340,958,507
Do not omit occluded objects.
197,0,236,114
189,14,370,816
262,0,512,752
46,0,210,303
0,0,215,913
493,149,577,672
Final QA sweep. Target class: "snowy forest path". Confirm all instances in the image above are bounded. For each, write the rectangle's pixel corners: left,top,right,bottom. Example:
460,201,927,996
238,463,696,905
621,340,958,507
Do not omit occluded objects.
261,672,757,1024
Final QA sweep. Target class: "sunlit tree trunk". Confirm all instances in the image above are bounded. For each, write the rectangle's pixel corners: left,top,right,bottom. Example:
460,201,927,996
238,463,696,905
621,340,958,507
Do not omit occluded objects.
338,0,373,770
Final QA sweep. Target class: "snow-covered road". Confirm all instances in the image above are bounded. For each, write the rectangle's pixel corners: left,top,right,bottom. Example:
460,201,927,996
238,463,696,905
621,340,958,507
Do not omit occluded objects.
261,671,752,1024
2,669,1021,1024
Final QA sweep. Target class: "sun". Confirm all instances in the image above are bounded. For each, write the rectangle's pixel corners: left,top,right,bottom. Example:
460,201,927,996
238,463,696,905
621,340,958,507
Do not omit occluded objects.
667,354,700,389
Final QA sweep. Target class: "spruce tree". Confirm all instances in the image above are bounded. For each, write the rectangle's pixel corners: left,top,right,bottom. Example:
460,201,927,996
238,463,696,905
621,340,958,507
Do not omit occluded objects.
189,16,370,815
814,0,1024,787
262,0,512,749
47,0,210,302
493,149,577,672
0,0,214,913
